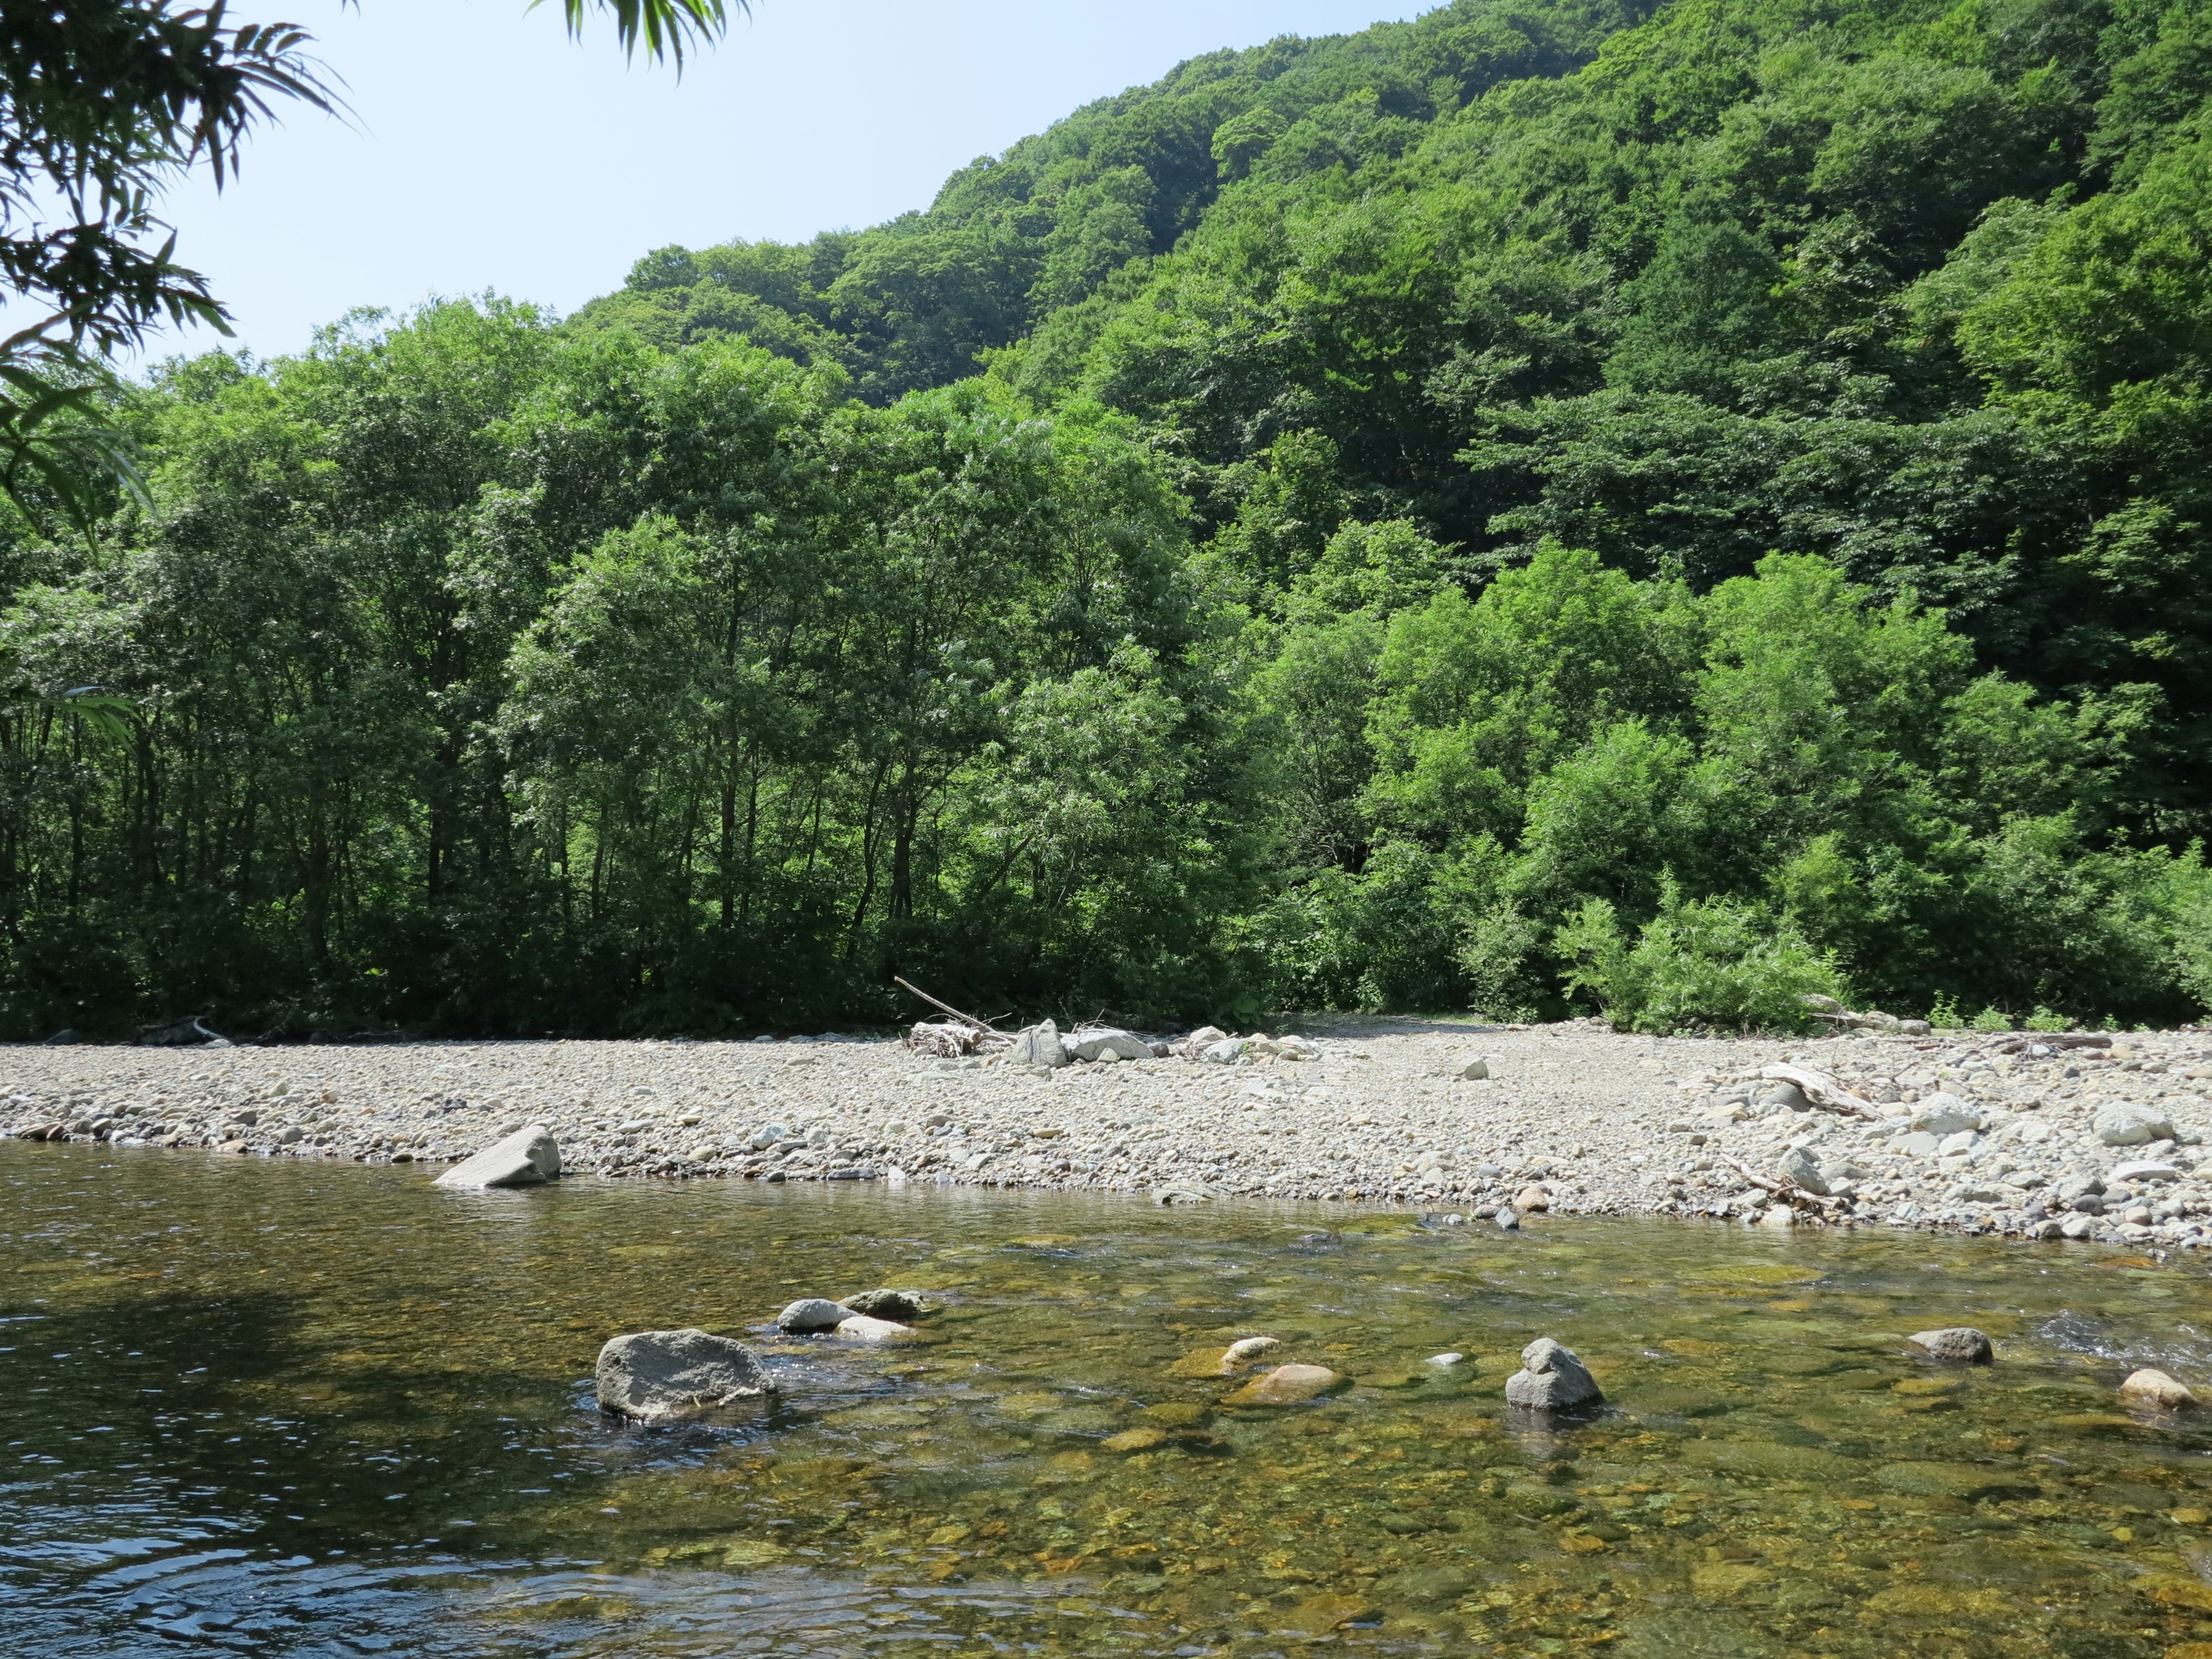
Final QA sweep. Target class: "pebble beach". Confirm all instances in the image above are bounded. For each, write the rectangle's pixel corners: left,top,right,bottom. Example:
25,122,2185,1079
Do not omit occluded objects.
9,1018,2212,1252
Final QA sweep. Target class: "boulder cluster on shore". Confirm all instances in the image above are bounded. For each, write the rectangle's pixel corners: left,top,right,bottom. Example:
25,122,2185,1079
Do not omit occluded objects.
7,1019,2212,1250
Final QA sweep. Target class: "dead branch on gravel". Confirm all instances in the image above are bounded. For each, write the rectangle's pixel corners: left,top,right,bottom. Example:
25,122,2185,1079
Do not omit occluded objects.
1986,1032,2112,1055
1717,1152,1844,1213
904,1020,984,1058
893,976,1005,1036
1759,1062,1885,1121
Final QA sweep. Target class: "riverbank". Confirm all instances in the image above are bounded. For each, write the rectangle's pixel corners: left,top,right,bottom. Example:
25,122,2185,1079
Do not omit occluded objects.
6,1020,2210,1250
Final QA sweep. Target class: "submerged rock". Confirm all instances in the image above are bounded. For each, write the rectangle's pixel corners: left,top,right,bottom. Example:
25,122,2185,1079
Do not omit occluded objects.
2121,1368,2198,1410
775,1297,849,1334
841,1288,927,1321
835,1313,923,1344
1909,1327,1994,1364
595,1328,774,1421
434,1124,560,1188
1505,1337,1602,1410
1222,1363,1344,1405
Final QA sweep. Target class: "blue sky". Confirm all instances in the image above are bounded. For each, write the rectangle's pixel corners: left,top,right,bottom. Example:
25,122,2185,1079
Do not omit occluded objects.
154,0,1425,363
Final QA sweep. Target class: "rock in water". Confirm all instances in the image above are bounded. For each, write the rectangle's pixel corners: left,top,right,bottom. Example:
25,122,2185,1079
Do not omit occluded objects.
434,1124,560,1188
775,1297,849,1334
1009,1020,1069,1069
1224,1335,1281,1365
2121,1368,2198,1410
596,1328,774,1421
1909,1327,1994,1364
835,1314,923,1344
1505,1338,1602,1410
1222,1362,1344,1405
840,1288,927,1321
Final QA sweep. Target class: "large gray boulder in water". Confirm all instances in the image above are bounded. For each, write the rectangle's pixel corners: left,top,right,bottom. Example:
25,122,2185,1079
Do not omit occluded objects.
1505,1338,1603,1410
596,1328,775,1421
434,1124,561,1188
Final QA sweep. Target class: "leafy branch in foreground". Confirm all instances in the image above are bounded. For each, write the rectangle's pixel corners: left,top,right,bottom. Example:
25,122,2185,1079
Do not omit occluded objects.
542,0,744,65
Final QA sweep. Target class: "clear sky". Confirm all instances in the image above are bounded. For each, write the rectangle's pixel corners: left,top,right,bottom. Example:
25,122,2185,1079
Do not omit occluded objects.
152,0,1426,364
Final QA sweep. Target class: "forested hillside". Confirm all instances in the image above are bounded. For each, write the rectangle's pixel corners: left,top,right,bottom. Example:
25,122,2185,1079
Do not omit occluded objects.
6,0,2212,1039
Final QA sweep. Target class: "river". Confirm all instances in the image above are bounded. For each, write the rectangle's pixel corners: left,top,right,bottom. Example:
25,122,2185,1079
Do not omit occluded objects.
3,1141,2211,1656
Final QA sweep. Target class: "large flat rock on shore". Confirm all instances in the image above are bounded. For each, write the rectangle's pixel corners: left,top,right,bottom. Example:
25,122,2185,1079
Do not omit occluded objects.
435,1124,560,1188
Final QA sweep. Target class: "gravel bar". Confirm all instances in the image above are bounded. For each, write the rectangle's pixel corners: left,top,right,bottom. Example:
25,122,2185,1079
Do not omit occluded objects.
8,1019,2211,1252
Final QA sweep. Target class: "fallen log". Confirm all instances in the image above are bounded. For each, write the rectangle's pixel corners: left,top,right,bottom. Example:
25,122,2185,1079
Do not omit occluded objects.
893,976,1005,1036
1758,1063,1885,1122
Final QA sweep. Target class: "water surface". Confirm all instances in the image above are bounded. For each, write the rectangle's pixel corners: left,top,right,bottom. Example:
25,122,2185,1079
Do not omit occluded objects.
6,1142,2212,1657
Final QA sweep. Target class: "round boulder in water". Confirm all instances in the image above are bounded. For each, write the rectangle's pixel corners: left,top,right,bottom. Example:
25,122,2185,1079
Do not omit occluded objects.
1908,1327,1993,1364
840,1288,927,1321
596,1328,774,1421
776,1297,849,1334
1505,1338,1602,1410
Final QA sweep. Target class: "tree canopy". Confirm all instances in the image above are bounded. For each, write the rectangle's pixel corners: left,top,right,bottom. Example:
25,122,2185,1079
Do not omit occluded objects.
10,0,2212,1039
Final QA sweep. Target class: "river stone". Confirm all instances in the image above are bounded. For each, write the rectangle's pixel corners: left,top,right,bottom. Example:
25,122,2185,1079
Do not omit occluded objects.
1873,1461,2035,1501
1505,1337,1601,1410
1778,1145,1829,1194
775,1297,849,1333
1455,1058,1490,1081
1009,1020,1069,1069
835,1313,923,1344
434,1124,560,1188
2110,1159,2182,1184
1222,1362,1344,1405
1514,1184,1551,1212
1910,1094,1981,1137
1909,1327,1994,1364
1679,1441,1857,1481
1071,1027,1152,1062
2097,1104,2175,1146
1383,1565,1472,1607
2120,1368,2198,1410
595,1328,773,1421
840,1288,927,1320
1223,1335,1281,1363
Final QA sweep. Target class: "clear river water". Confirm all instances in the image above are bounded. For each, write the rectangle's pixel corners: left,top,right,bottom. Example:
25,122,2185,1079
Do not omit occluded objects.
6,1142,2212,1659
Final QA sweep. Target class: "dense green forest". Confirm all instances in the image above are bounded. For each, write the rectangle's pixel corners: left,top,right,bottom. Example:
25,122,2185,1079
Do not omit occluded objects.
6,0,2212,1039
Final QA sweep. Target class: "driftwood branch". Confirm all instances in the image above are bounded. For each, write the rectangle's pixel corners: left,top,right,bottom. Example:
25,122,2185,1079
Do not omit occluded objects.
1988,1032,2112,1055
1759,1063,1885,1122
1717,1152,1844,1212
893,976,1004,1036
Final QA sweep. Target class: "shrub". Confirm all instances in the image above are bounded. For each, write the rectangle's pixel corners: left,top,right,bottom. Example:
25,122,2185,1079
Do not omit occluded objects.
1556,885,1847,1035
1969,1005,2016,1031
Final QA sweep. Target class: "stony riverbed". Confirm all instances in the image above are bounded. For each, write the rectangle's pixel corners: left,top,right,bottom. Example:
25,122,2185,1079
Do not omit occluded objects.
6,1019,2212,1249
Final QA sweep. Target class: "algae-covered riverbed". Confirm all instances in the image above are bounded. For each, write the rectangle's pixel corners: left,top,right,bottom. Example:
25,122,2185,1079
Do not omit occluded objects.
6,1143,2212,1658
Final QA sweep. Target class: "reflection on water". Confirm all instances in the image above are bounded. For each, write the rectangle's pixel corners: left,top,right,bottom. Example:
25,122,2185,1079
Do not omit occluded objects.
6,1141,2212,1657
